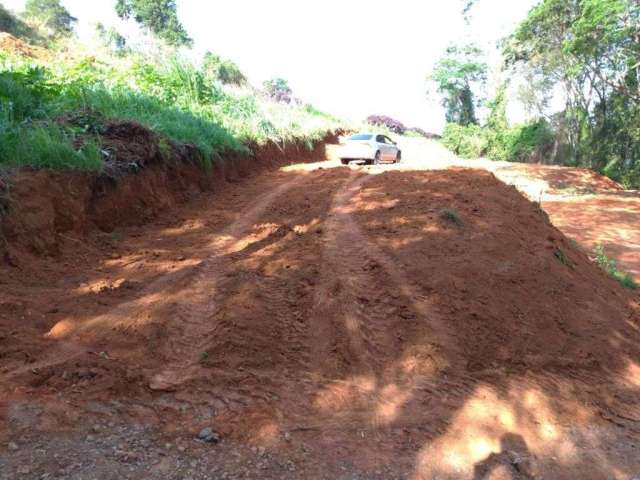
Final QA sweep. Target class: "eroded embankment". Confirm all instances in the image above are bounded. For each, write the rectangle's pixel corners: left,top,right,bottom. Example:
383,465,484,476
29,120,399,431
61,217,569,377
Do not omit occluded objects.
0,122,337,261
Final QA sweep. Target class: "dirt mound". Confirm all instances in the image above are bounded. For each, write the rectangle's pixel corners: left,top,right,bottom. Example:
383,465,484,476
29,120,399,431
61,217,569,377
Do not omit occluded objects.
1,164,639,478
0,32,47,59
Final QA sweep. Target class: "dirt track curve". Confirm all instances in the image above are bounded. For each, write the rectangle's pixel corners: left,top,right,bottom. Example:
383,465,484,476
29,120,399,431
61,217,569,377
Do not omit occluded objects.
2,148,640,479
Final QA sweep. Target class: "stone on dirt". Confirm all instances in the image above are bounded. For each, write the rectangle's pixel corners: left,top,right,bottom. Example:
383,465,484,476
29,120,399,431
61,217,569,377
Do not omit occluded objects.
196,428,220,443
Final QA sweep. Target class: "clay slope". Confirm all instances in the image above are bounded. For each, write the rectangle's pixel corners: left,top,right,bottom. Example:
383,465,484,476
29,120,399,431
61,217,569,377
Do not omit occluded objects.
1,165,639,479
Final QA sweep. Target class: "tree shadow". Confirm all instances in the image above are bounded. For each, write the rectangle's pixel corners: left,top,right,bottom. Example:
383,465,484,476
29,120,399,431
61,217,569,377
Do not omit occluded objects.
473,433,533,480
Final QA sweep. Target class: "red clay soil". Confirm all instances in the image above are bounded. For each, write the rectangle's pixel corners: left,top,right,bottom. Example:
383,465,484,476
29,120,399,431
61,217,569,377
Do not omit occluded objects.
0,33,49,59
487,162,640,280
1,162,640,478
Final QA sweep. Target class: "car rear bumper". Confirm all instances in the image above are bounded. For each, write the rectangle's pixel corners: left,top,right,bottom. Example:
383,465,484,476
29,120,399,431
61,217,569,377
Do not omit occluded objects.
338,145,375,160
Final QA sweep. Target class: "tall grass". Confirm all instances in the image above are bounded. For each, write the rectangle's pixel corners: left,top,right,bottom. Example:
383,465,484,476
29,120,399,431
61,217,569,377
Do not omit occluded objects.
0,45,345,171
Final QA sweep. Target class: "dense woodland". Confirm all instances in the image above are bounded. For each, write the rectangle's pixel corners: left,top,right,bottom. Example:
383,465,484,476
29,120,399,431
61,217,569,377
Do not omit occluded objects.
435,0,640,188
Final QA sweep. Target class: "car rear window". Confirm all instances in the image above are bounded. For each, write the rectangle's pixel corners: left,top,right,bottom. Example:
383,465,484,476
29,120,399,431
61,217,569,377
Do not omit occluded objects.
348,134,372,141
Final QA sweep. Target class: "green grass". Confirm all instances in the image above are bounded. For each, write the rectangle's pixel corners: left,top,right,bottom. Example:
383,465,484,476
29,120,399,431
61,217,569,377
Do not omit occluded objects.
0,125,102,170
593,245,638,290
439,208,462,225
0,42,346,171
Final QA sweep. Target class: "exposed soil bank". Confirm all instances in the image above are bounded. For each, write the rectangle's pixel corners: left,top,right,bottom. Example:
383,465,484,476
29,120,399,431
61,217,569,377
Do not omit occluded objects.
0,125,337,260
1,157,639,479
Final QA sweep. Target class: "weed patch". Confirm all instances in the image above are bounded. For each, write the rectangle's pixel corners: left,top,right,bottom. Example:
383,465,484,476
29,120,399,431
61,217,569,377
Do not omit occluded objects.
593,245,638,289
439,208,462,226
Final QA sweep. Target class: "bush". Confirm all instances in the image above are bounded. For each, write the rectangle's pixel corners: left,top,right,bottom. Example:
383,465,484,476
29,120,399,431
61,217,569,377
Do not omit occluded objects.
202,52,246,86
366,115,406,134
263,78,293,104
486,119,553,162
441,123,487,158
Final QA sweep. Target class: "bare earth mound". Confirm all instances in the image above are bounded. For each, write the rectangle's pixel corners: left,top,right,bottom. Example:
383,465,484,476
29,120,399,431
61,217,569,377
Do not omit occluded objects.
1,165,640,479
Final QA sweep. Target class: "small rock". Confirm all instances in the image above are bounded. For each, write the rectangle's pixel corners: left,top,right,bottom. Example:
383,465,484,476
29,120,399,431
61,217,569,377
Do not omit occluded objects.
196,428,220,444
284,432,291,442
177,445,186,452
7,442,18,451
17,466,30,475
257,446,266,457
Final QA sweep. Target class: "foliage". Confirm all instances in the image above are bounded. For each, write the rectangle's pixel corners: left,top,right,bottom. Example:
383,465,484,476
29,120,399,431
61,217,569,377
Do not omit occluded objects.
115,0,191,47
441,123,487,158
439,208,462,225
428,44,487,126
263,77,293,104
95,22,127,54
23,0,76,38
0,41,344,171
502,0,640,187
366,115,406,134
202,52,246,86
593,245,638,289
0,3,41,42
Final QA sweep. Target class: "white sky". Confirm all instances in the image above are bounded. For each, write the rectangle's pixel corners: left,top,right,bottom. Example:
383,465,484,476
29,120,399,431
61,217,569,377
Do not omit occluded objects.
3,0,537,132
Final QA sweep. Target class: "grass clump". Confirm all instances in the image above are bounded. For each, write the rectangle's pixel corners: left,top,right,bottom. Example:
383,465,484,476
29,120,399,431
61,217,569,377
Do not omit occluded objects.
439,208,462,225
593,245,638,290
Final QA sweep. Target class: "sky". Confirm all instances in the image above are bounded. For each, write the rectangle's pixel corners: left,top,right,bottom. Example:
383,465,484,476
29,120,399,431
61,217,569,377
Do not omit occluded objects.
3,0,538,132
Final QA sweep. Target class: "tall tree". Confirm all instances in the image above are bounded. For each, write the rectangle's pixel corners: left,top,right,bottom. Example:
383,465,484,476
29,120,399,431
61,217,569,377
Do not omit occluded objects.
429,44,487,126
115,0,191,47
23,0,76,37
504,0,640,174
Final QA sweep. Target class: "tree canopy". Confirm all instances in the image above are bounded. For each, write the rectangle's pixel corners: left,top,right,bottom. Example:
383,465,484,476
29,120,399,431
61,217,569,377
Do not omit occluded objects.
505,0,640,183
429,44,487,126
203,52,246,86
23,0,76,37
263,78,293,103
115,0,191,47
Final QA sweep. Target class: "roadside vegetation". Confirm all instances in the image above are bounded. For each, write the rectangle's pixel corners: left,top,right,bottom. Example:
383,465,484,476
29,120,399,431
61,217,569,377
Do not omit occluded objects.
593,245,638,290
433,0,640,189
0,0,345,171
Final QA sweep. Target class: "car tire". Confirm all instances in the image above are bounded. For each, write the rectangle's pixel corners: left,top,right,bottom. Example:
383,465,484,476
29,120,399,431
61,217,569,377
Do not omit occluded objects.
340,159,349,165
395,151,402,163
372,151,381,165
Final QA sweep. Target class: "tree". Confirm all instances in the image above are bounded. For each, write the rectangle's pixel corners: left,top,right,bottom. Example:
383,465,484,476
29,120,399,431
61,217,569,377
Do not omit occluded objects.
504,0,640,181
23,0,76,37
115,0,191,47
428,44,487,126
202,52,246,86
263,78,293,103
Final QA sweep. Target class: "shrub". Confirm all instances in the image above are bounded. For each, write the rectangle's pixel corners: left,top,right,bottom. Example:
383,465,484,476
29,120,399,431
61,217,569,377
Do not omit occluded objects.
366,115,406,134
486,119,553,162
441,123,487,158
202,52,246,86
263,78,293,104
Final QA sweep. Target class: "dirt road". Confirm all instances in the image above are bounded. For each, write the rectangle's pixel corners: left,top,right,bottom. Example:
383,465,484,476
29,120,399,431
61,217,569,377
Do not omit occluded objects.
2,144,640,479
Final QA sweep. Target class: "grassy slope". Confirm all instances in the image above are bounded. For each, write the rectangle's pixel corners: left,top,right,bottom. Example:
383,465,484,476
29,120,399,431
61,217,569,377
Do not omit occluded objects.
0,35,347,171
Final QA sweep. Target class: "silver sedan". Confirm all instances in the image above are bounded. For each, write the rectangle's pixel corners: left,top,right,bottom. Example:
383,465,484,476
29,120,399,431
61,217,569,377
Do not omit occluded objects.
338,133,401,165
